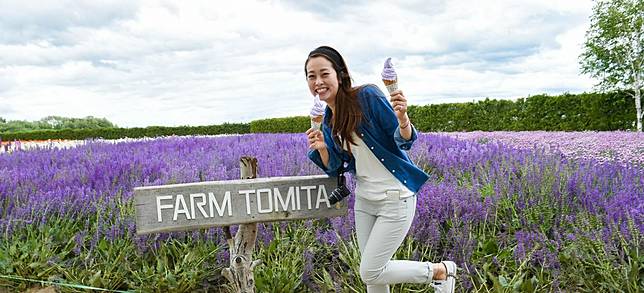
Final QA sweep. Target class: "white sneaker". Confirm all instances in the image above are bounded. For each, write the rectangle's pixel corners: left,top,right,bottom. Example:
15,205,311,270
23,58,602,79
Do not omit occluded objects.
431,261,457,293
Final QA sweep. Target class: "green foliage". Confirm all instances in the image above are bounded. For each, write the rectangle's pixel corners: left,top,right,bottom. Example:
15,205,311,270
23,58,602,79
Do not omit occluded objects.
0,116,117,133
558,215,642,292
315,234,365,293
248,91,636,133
580,0,643,131
253,223,311,292
0,220,77,292
407,91,636,132
1,211,641,292
580,0,643,91
0,123,251,141
250,116,309,133
0,120,34,133
124,238,221,292
471,246,549,293
40,116,117,130
0,215,225,292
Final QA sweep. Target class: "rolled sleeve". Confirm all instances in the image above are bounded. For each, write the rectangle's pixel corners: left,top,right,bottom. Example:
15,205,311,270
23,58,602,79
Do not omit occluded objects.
394,124,417,150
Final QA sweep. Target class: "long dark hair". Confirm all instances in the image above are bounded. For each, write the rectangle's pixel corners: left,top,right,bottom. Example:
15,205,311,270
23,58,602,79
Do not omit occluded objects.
305,46,364,154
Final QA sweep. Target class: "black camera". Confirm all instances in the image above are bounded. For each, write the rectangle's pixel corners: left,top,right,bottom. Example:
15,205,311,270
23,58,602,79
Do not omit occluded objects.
328,172,351,205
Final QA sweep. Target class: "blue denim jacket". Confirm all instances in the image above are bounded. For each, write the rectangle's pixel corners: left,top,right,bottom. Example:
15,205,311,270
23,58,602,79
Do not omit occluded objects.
307,84,429,193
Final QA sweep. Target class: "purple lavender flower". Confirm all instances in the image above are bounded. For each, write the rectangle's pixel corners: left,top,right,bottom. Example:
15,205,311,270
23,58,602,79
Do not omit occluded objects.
301,249,314,287
216,250,230,266
315,230,338,246
74,231,86,255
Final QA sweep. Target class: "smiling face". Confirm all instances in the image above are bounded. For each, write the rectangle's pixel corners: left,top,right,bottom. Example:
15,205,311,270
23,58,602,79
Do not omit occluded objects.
306,56,340,107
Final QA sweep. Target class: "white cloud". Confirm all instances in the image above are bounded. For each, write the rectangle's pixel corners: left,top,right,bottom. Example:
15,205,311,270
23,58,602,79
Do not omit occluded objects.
0,0,597,127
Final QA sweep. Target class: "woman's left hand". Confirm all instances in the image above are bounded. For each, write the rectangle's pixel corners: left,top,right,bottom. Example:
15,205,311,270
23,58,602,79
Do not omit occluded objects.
389,89,408,121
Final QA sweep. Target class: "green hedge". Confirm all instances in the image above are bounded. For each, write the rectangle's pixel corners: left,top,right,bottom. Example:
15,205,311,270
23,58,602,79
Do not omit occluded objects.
0,123,250,141
249,116,310,133
0,91,637,141
407,91,635,132
250,91,636,133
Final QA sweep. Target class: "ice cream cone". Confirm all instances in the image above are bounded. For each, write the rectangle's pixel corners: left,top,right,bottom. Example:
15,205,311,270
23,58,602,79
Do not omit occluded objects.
381,57,398,94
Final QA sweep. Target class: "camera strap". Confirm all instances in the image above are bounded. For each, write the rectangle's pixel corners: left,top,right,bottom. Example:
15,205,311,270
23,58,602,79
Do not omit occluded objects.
337,161,347,176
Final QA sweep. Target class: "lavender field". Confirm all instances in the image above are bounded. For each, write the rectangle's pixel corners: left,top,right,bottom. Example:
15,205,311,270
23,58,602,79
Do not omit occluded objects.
446,131,644,166
0,132,642,292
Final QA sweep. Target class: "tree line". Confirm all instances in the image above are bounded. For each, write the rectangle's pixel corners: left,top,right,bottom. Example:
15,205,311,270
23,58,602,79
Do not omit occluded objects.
0,116,117,133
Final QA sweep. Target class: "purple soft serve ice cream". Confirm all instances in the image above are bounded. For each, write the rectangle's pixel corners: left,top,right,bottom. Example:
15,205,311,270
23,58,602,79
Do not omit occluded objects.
381,57,397,81
310,95,326,117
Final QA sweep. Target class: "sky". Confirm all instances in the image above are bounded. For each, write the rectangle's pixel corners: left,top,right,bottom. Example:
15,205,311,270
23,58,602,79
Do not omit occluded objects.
0,0,597,128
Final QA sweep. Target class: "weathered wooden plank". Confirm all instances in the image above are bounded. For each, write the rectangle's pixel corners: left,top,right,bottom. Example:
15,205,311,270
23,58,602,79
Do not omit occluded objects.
135,175,347,234
223,156,260,293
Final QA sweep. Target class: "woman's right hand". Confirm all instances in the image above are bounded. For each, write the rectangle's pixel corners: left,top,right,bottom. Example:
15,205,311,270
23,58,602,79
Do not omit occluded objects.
306,128,326,150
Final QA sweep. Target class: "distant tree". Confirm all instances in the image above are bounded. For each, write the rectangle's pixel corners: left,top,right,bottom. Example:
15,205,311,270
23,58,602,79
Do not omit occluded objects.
0,117,5,124
36,116,117,129
0,116,117,133
39,116,63,129
580,0,644,131
0,120,33,132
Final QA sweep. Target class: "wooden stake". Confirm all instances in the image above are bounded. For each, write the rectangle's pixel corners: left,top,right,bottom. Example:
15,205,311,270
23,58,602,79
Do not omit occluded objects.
222,157,262,292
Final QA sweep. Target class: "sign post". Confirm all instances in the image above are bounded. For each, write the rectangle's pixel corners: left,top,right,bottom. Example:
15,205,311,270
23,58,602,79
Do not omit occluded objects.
134,156,347,292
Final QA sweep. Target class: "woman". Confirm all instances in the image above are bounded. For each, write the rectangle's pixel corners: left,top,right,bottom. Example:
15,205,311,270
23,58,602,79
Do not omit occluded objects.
305,46,457,293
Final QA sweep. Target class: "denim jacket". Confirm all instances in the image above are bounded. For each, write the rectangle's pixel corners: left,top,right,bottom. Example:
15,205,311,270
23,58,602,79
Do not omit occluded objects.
307,84,429,193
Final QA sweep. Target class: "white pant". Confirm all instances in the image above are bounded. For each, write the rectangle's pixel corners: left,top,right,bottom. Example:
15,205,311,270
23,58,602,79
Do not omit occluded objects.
354,195,433,293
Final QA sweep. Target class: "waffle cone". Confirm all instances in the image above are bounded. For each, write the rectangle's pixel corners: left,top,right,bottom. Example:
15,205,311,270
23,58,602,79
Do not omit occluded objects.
311,115,323,124
383,79,397,86
310,115,323,130
382,79,398,94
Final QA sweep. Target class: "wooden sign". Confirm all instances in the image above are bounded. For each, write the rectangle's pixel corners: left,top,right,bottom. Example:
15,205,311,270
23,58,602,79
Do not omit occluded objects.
134,175,347,234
